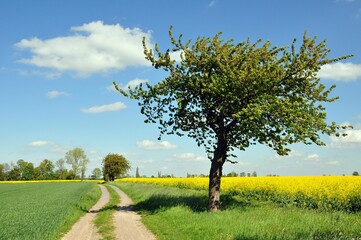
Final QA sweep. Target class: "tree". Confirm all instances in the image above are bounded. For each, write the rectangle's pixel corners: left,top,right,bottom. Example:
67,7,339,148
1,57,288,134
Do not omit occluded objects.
35,159,55,180
55,159,67,180
91,168,102,180
80,158,90,181
115,27,352,212
65,148,87,180
103,153,130,181
135,167,140,178
0,164,5,181
16,159,35,180
352,171,359,176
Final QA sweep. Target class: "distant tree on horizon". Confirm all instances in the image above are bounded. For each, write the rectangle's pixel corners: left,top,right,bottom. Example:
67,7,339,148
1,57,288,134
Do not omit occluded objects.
103,153,130,181
65,148,88,180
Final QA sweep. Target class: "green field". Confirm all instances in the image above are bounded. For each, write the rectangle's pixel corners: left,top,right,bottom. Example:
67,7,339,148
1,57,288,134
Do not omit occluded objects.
112,182,361,240
0,182,101,240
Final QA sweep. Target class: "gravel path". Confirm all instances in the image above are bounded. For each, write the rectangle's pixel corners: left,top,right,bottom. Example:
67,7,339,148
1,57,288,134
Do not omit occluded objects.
61,184,156,240
109,185,156,240
62,184,110,240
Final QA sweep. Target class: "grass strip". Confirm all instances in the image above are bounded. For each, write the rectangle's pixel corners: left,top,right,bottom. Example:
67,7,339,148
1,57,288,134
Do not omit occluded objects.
112,181,361,240
93,184,120,240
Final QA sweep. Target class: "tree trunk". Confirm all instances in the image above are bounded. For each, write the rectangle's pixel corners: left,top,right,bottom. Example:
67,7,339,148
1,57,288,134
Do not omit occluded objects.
208,132,227,212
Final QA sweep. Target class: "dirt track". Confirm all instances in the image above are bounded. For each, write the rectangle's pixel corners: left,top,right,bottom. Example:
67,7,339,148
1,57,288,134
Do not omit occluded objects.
61,184,156,240
62,184,109,240
110,185,156,240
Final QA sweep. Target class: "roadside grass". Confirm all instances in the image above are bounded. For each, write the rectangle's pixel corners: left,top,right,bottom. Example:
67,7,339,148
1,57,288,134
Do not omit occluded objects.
0,182,101,240
93,184,120,240
112,182,361,240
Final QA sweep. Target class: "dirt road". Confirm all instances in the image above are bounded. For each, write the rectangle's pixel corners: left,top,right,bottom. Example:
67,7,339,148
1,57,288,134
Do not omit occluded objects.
62,184,110,240
109,185,156,240
61,184,156,240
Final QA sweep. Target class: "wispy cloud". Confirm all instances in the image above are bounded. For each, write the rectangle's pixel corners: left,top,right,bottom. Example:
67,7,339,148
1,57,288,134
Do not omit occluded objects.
304,154,320,162
330,127,361,148
46,90,67,99
108,78,148,92
137,140,177,150
15,21,152,76
318,62,361,81
173,153,207,162
29,140,49,147
82,102,127,113
208,0,216,7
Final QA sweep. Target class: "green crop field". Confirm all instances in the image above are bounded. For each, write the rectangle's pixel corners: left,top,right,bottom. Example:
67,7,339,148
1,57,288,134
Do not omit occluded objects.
0,182,100,240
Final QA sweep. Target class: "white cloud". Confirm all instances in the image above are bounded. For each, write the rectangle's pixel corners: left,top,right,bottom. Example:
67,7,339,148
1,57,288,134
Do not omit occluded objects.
123,78,148,90
318,62,361,81
109,78,148,92
304,153,320,162
327,160,340,165
29,141,49,147
15,21,153,76
329,127,361,148
82,102,127,113
169,50,183,62
330,129,361,143
46,90,67,99
173,153,207,162
137,140,177,150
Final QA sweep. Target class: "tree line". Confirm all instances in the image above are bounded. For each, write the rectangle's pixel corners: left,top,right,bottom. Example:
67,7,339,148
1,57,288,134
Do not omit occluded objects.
0,149,131,182
0,147,101,181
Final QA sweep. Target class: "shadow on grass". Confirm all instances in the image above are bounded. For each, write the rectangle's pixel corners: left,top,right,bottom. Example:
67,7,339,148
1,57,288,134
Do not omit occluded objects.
132,193,252,214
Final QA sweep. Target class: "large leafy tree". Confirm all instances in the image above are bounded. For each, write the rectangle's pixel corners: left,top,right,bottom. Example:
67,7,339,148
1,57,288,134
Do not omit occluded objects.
115,27,351,212
65,148,88,180
103,153,130,181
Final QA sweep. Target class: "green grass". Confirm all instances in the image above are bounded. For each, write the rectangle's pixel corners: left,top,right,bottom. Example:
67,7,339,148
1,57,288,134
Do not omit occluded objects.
0,182,101,240
112,182,361,240
93,184,120,240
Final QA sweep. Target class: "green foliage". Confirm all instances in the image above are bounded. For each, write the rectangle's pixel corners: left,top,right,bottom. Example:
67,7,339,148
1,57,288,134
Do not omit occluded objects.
0,182,100,240
65,147,88,180
91,167,102,179
103,153,131,181
113,182,361,240
115,27,352,157
35,159,55,180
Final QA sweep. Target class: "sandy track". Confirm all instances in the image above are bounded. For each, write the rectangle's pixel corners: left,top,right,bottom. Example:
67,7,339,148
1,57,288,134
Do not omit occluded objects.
62,184,110,240
109,185,156,240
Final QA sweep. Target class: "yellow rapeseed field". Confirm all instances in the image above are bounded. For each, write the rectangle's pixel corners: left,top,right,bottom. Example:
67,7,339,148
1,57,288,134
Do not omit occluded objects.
120,176,361,212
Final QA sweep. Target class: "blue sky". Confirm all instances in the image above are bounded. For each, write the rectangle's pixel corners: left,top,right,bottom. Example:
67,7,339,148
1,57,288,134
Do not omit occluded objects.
1,0,361,177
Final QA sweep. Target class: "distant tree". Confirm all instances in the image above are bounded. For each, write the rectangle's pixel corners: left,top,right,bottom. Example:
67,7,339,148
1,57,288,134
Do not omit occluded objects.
22,162,35,180
247,173,251,177
135,167,140,178
7,167,21,180
55,159,67,180
103,153,130,181
91,168,102,180
157,171,162,178
226,171,238,177
35,159,55,180
16,160,35,180
252,171,258,177
115,27,352,211
65,148,87,180
240,172,246,177
352,171,359,176
0,164,5,181
80,158,90,181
